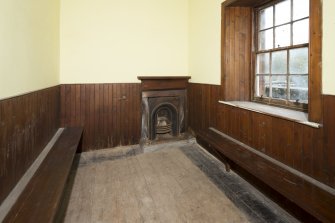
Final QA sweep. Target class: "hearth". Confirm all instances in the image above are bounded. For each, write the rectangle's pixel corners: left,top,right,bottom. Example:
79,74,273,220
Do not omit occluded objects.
138,76,190,145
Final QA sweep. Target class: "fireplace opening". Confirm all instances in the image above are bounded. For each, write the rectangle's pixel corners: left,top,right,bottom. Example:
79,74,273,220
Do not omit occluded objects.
151,104,178,140
138,76,190,146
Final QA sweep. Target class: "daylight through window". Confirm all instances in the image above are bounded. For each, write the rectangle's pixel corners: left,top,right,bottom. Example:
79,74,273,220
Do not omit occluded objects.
254,0,309,109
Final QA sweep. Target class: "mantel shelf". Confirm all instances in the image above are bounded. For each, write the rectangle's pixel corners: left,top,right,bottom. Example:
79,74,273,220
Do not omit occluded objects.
138,76,191,91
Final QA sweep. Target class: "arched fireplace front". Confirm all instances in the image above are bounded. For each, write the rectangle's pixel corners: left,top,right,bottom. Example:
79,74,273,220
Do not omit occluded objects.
138,76,190,146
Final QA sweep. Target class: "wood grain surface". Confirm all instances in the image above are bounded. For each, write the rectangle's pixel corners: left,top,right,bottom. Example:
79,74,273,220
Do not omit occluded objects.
0,86,60,205
188,83,335,222
4,127,83,223
60,84,141,151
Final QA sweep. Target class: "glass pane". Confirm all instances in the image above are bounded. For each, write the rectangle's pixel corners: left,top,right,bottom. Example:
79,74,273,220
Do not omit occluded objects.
256,75,270,97
293,19,309,45
259,6,273,30
256,53,270,74
275,24,291,48
259,29,273,50
271,50,287,74
293,0,309,20
271,75,287,99
275,0,291,26
289,47,308,74
289,75,308,102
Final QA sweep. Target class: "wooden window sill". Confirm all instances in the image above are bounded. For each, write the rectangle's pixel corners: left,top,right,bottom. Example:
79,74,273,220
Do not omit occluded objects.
218,101,321,128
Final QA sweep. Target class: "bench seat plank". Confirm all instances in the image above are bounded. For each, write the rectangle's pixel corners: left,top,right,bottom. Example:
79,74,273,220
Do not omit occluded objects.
196,128,335,223
4,127,83,223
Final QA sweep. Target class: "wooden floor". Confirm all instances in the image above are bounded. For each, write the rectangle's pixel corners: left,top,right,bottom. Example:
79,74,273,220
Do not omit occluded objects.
60,140,298,223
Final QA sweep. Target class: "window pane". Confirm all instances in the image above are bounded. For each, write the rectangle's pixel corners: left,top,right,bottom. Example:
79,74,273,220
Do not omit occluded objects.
275,0,291,26
289,75,308,102
293,19,309,45
293,0,309,20
271,50,287,74
257,53,270,74
259,6,273,30
256,75,270,97
271,76,287,99
275,24,291,48
259,29,273,50
289,47,308,74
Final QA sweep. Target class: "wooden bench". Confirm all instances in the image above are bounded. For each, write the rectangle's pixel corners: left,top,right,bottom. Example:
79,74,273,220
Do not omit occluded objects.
196,127,335,223
4,127,83,223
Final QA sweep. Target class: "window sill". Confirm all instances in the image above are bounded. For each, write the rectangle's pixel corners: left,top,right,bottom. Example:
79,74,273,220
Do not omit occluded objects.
218,101,321,128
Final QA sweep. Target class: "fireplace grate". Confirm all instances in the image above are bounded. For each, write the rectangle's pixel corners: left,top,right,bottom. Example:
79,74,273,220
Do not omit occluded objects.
156,116,172,134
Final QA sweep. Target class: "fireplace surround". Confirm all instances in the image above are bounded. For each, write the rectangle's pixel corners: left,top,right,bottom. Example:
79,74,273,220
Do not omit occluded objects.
138,76,190,145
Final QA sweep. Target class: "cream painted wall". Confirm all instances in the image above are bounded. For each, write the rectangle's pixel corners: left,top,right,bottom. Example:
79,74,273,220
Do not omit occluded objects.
188,0,222,85
188,0,335,96
1,0,331,95
322,0,335,95
60,0,189,83
0,0,60,100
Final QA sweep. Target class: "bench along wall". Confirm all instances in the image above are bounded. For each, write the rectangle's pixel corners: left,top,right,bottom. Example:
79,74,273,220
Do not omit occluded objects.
188,86,335,222
0,87,60,205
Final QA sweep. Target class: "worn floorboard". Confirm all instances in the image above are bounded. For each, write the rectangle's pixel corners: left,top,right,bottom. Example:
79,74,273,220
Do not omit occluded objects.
61,140,298,223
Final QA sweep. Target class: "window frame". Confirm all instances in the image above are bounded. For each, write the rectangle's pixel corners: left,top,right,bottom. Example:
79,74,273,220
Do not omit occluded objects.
221,0,322,123
252,0,310,111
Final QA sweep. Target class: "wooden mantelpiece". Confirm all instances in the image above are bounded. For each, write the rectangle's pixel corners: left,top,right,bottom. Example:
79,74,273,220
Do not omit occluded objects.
137,76,191,91
138,76,191,146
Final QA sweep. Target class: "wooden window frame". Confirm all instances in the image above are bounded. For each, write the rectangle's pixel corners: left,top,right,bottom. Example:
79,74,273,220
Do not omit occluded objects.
252,0,310,111
221,0,322,123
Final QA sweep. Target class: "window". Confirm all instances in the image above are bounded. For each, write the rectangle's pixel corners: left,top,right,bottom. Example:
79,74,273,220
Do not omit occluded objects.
222,0,322,122
254,0,309,110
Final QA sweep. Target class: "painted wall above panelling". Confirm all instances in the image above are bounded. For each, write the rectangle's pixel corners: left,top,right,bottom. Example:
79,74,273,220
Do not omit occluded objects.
188,0,335,94
60,0,189,84
2,0,333,93
189,0,223,85
0,0,60,100
323,0,335,95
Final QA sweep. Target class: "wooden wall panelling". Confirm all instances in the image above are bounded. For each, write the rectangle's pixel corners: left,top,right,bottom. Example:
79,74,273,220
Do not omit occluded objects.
214,100,335,189
291,123,304,172
216,102,225,133
323,95,335,186
189,84,198,131
233,7,240,100
60,84,141,151
189,86,335,190
187,83,220,133
239,109,252,145
210,85,220,128
0,86,60,204
308,0,323,122
271,118,294,164
251,112,273,156
222,7,252,101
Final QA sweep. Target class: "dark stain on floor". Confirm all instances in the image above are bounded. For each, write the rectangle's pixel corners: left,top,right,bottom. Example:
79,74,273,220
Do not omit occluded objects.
180,143,298,223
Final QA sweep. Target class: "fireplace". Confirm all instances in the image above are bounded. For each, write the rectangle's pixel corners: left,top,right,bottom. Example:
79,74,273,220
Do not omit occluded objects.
138,76,190,145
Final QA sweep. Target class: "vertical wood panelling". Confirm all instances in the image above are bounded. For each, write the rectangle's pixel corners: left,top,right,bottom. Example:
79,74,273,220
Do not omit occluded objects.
222,7,252,101
188,83,220,132
323,95,335,186
0,86,60,204
60,84,141,151
251,113,273,155
308,0,323,122
188,83,335,190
